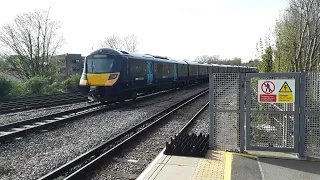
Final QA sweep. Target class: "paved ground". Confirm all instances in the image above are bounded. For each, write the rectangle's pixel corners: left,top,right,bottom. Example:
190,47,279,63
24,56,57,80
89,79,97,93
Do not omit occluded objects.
232,154,320,180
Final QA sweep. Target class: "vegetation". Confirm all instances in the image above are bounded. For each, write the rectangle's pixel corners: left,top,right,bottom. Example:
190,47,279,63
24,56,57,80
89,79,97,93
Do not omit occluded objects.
0,8,64,80
195,55,260,69
257,0,320,73
99,33,139,53
0,74,81,100
0,8,82,100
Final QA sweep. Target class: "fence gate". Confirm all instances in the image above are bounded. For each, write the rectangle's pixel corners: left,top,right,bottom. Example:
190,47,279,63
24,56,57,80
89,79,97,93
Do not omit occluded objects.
210,72,320,158
245,73,301,154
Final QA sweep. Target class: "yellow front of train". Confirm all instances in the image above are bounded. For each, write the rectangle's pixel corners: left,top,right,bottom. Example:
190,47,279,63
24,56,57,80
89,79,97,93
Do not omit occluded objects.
79,52,121,101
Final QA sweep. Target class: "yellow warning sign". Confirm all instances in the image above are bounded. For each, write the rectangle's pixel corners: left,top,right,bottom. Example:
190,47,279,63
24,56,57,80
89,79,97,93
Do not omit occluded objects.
278,93,294,102
279,81,292,93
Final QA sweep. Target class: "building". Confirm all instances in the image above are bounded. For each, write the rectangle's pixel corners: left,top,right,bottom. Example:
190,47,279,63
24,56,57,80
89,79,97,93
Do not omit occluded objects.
54,54,83,80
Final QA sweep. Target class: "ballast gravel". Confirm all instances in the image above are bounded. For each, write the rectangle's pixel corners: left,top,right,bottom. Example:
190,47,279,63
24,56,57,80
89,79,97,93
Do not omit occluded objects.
88,93,209,180
187,105,210,135
0,101,98,125
0,84,208,180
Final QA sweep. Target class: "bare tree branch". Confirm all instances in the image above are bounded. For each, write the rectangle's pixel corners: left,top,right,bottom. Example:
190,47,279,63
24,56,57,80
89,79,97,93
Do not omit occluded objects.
99,33,139,53
99,34,123,50
123,33,139,52
0,8,65,80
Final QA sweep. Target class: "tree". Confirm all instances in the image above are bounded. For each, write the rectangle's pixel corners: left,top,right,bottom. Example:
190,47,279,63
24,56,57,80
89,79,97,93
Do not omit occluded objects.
244,59,261,68
99,34,123,50
195,55,245,66
260,46,274,72
0,75,12,100
100,33,139,53
123,33,139,52
269,0,320,72
289,0,320,72
195,55,220,64
0,8,64,80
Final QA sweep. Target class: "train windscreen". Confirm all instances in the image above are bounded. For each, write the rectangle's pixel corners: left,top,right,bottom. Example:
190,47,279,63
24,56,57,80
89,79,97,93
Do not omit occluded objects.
86,54,114,73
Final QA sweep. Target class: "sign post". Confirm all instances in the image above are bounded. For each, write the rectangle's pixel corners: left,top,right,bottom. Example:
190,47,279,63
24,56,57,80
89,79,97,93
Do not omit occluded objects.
258,79,295,103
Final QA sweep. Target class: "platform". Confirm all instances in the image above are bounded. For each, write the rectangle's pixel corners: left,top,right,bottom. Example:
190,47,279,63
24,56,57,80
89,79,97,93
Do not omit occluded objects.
136,149,320,180
136,149,231,180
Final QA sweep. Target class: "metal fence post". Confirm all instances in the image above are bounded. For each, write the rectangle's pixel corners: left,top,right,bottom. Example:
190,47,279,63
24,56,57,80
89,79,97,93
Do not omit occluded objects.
245,75,252,149
209,70,215,149
239,73,245,152
299,72,306,158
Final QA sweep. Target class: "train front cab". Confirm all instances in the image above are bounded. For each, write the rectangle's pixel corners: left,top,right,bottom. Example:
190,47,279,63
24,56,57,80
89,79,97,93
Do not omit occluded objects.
79,52,124,102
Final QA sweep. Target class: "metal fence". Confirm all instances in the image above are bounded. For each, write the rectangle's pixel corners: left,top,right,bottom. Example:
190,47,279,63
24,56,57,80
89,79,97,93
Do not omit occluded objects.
304,73,320,157
209,73,244,152
209,72,320,159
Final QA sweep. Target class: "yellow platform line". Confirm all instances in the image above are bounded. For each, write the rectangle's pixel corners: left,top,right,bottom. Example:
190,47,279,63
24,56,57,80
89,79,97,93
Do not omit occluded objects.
223,152,233,180
192,151,236,180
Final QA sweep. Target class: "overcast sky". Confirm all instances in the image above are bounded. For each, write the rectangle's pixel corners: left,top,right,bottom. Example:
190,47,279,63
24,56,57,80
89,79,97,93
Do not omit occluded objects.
0,0,288,62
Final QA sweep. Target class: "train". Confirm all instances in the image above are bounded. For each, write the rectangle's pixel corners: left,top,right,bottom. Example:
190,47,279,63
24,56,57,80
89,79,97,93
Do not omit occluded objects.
79,48,257,102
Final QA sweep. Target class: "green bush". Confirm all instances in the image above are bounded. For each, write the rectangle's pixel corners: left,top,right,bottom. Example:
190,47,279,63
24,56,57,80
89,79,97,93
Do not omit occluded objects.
0,73,84,99
25,76,50,95
9,81,27,97
0,75,12,100
44,82,64,94
63,74,81,93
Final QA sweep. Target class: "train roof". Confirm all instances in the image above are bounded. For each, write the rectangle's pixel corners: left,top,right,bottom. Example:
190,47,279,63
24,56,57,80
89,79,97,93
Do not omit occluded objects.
184,60,202,65
89,48,256,69
89,48,122,56
129,53,189,64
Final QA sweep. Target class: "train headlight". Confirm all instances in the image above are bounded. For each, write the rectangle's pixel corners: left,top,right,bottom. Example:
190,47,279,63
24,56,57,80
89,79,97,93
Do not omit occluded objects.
109,74,118,80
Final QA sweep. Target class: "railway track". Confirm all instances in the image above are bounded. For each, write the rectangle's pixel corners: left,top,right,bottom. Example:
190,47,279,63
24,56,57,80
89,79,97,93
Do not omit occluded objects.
0,92,89,114
0,84,207,143
0,103,103,143
38,88,209,180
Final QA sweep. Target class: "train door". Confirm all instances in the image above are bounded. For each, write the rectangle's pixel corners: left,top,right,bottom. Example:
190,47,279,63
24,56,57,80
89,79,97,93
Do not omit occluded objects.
174,64,177,81
147,61,153,85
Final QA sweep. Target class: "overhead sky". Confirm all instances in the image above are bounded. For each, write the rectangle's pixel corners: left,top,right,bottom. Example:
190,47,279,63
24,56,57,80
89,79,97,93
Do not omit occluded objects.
0,0,288,62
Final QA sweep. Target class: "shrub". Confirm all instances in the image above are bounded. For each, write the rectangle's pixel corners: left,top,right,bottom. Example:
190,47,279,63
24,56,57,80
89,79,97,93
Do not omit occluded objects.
0,75,12,100
25,76,50,95
44,82,64,94
63,74,81,93
9,81,27,97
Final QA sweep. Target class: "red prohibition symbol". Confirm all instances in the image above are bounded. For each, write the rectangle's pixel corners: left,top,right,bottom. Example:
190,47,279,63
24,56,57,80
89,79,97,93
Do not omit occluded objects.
261,81,275,94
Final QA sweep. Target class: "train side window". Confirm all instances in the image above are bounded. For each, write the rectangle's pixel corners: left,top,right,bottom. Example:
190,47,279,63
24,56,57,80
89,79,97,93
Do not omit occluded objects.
156,63,164,78
132,60,147,79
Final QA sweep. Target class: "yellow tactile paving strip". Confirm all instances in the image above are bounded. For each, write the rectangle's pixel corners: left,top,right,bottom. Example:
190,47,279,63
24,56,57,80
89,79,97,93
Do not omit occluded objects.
137,150,233,180
192,151,232,180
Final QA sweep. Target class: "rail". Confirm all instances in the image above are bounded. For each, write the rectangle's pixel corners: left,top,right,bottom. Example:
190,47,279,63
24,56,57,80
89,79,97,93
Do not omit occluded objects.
0,92,89,114
0,84,208,143
38,89,209,180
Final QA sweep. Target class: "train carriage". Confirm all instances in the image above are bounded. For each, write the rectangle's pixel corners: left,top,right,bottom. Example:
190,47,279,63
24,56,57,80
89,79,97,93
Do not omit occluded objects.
198,63,209,82
185,60,199,84
79,48,257,102
172,59,189,86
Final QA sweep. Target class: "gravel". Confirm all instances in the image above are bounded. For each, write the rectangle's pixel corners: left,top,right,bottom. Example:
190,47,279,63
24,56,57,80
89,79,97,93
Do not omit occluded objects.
0,83,208,180
187,105,210,135
0,101,98,125
87,93,209,180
